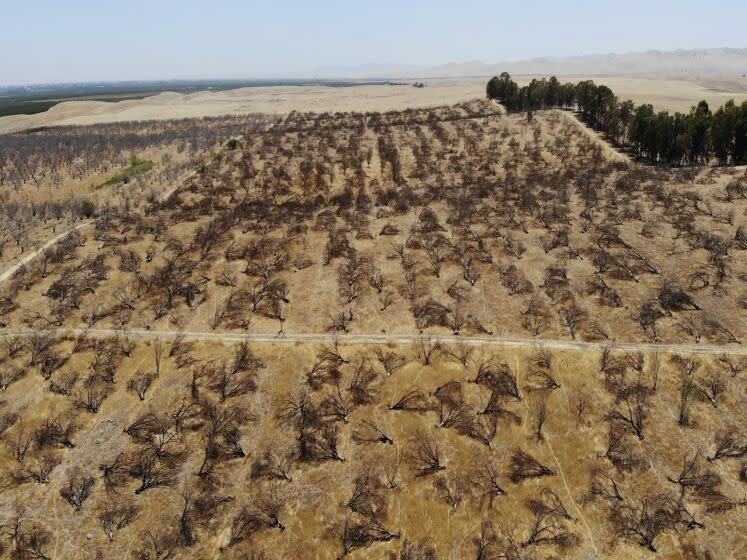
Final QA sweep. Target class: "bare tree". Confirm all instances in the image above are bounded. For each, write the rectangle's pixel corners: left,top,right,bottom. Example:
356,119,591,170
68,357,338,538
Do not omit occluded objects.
534,397,548,441
708,428,747,462
129,448,180,494
406,429,446,477
605,428,645,473
399,538,438,560
20,451,61,484
99,452,130,492
418,335,441,366
677,373,698,426
152,338,165,375
60,470,96,510
609,493,679,553
128,370,155,401
49,369,78,395
509,450,554,483
716,354,746,378
433,473,468,510
521,487,578,550
390,387,430,412
607,388,646,439
352,420,394,446
587,465,624,503
74,375,110,413
667,450,721,500
473,456,506,507
373,347,407,376
251,449,295,482
36,415,76,449
100,501,140,542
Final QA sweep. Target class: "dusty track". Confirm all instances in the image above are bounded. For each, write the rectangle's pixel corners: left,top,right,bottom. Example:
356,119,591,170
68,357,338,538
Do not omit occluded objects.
556,109,632,162
0,221,94,283
1,328,744,355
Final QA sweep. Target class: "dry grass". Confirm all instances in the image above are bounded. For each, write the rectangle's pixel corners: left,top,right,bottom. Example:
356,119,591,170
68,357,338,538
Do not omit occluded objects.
0,336,744,559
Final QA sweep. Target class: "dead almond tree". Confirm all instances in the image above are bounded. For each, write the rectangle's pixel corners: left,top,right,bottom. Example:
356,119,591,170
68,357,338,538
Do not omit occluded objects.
373,347,407,376
150,337,165,375
36,415,76,449
128,370,156,401
398,538,437,560
60,470,96,510
100,501,140,542
677,373,698,427
667,450,721,498
607,389,646,439
509,450,554,483
586,466,624,503
335,471,400,557
49,369,78,396
526,368,560,392
381,447,401,490
418,335,441,366
534,397,548,441
352,420,394,446
347,359,379,405
696,371,725,408
0,367,26,391
604,428,645,473
19,451,61,484
12,517,53,560
473,456,506,507
390,387,430,412
442,343,473,368
707,427,747,462
99,452,131,492
435,381,468,429
73,375,110,413
128,448,180,495
458,413,499,448
716,354,746,378
609,493,678,553
178,486,235,546
320,386,353,423
170,334,196,369
433,473,469,511
250,449,295,482
530,347,553,370
406,429,446,477
472,519,503,560
134,527,180,560
521,487,578,550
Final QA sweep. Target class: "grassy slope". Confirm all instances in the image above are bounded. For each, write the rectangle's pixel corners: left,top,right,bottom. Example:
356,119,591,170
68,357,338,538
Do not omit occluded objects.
97,156,154,188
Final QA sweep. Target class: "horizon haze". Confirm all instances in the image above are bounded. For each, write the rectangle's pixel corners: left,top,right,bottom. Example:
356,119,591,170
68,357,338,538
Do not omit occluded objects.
2,0,746,85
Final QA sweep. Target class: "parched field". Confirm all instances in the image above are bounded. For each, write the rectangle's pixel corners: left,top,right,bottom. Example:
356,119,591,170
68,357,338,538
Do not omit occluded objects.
0,100,746,559
0,335,745,559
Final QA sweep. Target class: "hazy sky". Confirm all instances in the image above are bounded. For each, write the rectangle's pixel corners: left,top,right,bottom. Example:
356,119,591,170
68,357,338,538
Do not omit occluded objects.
2,0,745,85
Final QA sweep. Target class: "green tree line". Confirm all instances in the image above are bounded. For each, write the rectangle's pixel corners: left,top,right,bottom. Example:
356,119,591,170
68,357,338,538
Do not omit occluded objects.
486,72,747,166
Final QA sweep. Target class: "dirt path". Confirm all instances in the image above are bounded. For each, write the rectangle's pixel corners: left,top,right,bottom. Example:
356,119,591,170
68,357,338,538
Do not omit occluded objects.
1,327,745,355
0,221,94,283
556,109,632,163
0,136,242,286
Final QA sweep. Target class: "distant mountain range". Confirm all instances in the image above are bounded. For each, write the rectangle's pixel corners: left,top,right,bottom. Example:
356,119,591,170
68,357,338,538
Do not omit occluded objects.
317,48,747,79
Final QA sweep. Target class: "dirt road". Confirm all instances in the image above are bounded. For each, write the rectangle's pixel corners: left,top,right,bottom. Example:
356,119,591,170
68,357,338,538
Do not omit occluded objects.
1,328,744,355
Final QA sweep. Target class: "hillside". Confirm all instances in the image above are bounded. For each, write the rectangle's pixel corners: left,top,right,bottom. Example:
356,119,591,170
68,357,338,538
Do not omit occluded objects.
0,100,745,559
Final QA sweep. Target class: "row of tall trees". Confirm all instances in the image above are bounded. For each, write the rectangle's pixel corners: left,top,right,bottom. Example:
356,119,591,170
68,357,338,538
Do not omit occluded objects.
486,72,747,165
